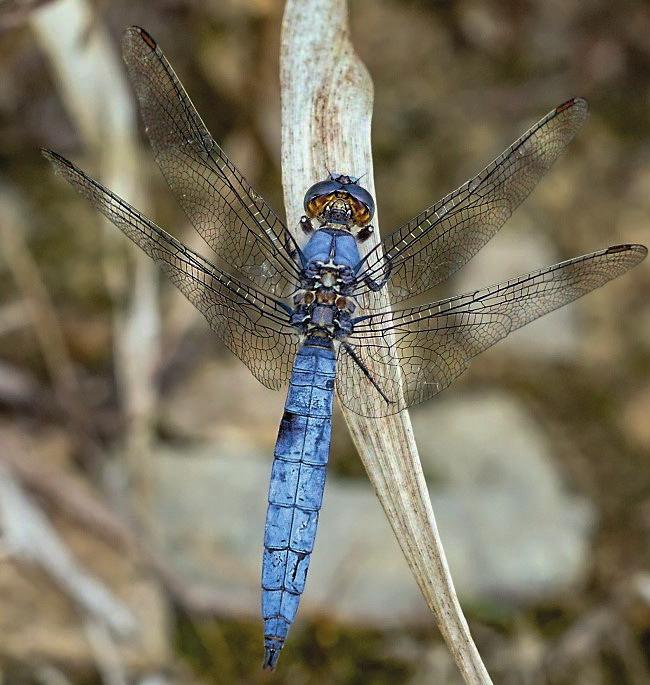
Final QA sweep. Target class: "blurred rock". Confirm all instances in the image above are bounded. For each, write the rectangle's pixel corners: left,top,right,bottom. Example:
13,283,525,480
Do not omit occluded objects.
152,391,594,626
411,391,594,600
408,642,467,685
413,391,564,494
159,356,284,449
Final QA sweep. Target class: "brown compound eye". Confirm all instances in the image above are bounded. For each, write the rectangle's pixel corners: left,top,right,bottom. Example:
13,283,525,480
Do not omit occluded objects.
349,199,371,226
305,192,336,218
335,296,348,310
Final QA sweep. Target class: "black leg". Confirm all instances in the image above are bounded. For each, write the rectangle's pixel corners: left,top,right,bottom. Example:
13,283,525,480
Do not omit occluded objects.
342,342,394,406
299,216,314,234
361,255,392,292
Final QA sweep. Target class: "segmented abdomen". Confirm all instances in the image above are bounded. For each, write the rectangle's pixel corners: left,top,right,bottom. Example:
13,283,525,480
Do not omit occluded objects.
261,337,336,669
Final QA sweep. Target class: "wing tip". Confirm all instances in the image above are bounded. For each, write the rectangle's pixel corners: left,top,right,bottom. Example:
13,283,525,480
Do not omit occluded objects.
124,25,157,52
606,243,648,260
555,96,588,113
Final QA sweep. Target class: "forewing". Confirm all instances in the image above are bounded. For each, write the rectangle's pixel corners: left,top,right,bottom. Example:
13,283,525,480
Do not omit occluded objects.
43,150,299,390
354,98,589,308
122,26,301,297
339,244,646,416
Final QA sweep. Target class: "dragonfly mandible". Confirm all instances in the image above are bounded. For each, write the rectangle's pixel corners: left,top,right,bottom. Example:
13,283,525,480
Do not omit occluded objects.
43,26,647,670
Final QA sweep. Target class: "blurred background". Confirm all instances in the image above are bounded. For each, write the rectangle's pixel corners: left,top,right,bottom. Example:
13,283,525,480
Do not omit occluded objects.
0,0,649,683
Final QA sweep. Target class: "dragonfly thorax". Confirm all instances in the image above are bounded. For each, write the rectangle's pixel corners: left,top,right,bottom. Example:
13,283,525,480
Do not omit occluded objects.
291,228,362,338
291,284,355,339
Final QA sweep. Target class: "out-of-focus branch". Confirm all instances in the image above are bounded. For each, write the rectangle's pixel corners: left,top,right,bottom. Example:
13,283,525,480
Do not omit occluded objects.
31,0,160,527
0,0,57,29
280,2,491,682
0,464,137,636
83,619,128,685
0,435,133,550
0,301,31,337
0,182,101,461
0,194,73,391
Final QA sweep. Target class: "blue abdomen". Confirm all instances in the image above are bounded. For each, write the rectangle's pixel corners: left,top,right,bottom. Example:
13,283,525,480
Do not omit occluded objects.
261,337,336,669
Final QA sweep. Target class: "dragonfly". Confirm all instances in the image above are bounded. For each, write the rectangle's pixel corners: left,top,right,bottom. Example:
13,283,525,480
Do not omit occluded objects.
43,26,646,670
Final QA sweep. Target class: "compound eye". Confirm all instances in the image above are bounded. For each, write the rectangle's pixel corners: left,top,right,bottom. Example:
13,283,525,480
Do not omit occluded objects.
305,192,335,218
304,179,341,214
349,198,372,226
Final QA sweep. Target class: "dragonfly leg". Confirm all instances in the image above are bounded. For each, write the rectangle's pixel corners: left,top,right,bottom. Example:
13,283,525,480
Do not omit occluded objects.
290,306,310,328
363,268,391,293
341,342,394,406
359,254,392,292
356,223,374,242
333,312,353,337
299,215,314,233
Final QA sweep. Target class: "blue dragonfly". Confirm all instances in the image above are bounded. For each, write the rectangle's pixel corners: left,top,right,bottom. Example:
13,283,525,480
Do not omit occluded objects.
44,27,646,670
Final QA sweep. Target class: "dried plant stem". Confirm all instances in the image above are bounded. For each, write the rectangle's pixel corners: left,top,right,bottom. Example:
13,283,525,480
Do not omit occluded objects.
280,2,491,682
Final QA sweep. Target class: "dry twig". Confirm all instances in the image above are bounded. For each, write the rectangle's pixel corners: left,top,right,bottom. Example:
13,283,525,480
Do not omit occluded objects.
280,2,491,682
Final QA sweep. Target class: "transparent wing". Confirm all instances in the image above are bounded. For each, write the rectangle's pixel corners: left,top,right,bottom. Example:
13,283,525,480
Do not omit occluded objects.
354,98,589,308
338,244,646,417
122,26,301,297
43,150,300,390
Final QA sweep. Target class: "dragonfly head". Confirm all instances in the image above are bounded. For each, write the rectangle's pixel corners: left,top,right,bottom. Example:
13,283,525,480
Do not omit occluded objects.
303,173,375,230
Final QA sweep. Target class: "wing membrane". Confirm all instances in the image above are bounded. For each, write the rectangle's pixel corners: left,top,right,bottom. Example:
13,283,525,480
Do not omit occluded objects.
122,26,301,297
339,244,646,416
354,98,589,307
43,150,299,389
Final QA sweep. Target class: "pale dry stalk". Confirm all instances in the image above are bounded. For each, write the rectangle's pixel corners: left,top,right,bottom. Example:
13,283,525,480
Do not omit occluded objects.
280,2,491,682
